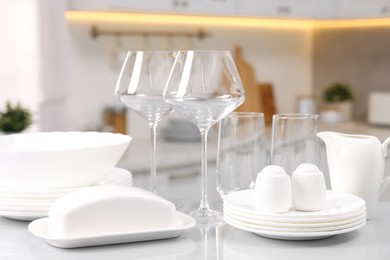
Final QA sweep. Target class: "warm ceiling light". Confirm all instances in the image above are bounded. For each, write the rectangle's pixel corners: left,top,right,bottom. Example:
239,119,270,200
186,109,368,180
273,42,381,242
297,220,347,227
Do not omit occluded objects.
65,11,390,30
65,11,313,30
314,18,390,29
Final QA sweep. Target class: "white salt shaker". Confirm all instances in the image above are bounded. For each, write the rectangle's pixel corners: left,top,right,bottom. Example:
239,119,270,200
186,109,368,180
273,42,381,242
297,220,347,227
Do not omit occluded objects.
254,165,292,214
292,163,326,211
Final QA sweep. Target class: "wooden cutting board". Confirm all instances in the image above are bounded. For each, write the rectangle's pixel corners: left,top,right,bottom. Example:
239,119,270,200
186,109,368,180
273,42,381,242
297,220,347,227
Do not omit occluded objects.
234,46,263,113
258,82,277,125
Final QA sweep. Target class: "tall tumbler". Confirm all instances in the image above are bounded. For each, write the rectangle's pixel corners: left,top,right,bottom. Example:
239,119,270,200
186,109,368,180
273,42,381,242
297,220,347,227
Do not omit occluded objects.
216,112,268,199
270,114,320,175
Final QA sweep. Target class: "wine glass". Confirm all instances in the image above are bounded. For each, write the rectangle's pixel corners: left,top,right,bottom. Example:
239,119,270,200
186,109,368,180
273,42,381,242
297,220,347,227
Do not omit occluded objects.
164,50,246,225
115,51,175,194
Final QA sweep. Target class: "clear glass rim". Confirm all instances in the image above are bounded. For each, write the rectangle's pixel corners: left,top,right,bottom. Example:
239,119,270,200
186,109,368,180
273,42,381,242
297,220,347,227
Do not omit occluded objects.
125,50,177,54
177,50,231,53
226,112,264,118
273,113,319,120
124,50,231,53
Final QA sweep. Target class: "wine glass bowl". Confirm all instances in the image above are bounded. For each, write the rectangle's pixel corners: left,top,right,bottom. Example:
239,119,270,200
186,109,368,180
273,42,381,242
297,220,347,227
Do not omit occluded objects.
115,51,176,193
164,50,246,225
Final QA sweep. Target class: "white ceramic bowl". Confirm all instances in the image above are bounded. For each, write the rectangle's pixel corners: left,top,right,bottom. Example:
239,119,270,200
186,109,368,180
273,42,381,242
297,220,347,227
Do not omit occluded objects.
0,132,131,189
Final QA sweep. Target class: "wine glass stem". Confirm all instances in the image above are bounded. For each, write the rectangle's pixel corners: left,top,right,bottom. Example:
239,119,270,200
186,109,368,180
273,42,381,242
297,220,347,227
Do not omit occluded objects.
199,128,210,212
150,123,158,194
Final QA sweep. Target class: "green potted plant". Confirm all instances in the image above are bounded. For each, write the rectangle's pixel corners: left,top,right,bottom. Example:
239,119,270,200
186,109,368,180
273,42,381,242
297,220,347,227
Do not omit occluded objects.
322,82,354,122
0,101,33,133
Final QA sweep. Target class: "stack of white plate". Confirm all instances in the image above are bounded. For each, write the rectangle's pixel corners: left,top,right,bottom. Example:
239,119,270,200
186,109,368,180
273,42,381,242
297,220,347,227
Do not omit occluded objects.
223,189,367,240
162,118,200,142
0,168,132,221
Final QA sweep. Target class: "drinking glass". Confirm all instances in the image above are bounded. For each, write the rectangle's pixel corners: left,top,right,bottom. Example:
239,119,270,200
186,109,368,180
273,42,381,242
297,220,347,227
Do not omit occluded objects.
115,51,175,194
216,112,267,199
164,50,246,225
270,113,319,175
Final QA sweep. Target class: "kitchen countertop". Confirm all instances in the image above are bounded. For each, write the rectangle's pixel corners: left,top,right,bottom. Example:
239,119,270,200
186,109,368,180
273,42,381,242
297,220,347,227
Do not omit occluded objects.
118,121,390,174
1,201,389,260
117,136,218,174
118,121,390,202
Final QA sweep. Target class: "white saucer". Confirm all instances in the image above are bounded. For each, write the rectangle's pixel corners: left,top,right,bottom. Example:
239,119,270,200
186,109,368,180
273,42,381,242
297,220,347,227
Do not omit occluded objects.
224,189,366,222
224,207,366,228
225,216,366,240
28,212,196,248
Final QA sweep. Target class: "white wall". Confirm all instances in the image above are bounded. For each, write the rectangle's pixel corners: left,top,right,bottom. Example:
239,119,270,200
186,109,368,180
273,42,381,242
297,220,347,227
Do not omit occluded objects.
0,0,67,132
0,0,41,130
66,21,313,138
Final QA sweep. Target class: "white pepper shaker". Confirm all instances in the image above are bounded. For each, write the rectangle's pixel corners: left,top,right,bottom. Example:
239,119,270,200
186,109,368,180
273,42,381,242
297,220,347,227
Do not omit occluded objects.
254,165,292,214
292,163,326,211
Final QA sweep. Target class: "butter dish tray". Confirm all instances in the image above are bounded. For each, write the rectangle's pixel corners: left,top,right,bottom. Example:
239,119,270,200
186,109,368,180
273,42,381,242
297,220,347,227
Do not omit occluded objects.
28,211,195,248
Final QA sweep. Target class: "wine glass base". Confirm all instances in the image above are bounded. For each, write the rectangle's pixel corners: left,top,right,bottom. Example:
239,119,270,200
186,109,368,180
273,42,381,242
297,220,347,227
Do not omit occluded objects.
189,208,224,226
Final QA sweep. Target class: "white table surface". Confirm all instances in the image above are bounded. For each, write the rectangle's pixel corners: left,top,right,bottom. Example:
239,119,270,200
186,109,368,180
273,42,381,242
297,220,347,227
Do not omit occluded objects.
1,201,389,260
2,122,390,259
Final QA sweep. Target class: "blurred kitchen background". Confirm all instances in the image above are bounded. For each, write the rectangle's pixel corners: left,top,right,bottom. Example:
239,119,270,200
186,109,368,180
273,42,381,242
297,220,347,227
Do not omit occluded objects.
2,1,390,200
2,0,390,136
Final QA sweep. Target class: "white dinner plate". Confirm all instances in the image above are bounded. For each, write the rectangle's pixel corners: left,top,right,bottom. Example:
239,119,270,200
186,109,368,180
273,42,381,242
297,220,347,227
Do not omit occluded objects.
224,213,366,232
0,168,133,220
0,210,48,221
0,205,49,212
0,199,51,208
0,168,132,199
224,207,366,228
28,212,196,248
90,168,132,186
0,197,56,203
224,189,366,222
225,216,366,240
224,203,366,224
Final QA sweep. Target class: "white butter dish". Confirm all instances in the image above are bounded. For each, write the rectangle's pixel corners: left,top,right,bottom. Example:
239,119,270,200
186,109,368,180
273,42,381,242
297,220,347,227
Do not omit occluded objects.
28,212,195,248
28,186,195,248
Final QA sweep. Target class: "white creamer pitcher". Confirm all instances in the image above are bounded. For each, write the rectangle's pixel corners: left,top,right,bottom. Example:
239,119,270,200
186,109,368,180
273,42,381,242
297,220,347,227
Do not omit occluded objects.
317,131,390,219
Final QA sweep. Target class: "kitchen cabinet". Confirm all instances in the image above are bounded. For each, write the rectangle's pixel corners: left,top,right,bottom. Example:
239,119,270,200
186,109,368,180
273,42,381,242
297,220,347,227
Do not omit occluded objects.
67,0,237,16
335,0,390,18
67,0,390,19
236,0,319,19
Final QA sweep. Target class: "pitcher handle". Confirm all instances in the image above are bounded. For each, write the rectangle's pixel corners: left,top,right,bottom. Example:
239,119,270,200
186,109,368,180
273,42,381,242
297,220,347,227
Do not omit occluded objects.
381,177,390,194
380,137,390,194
